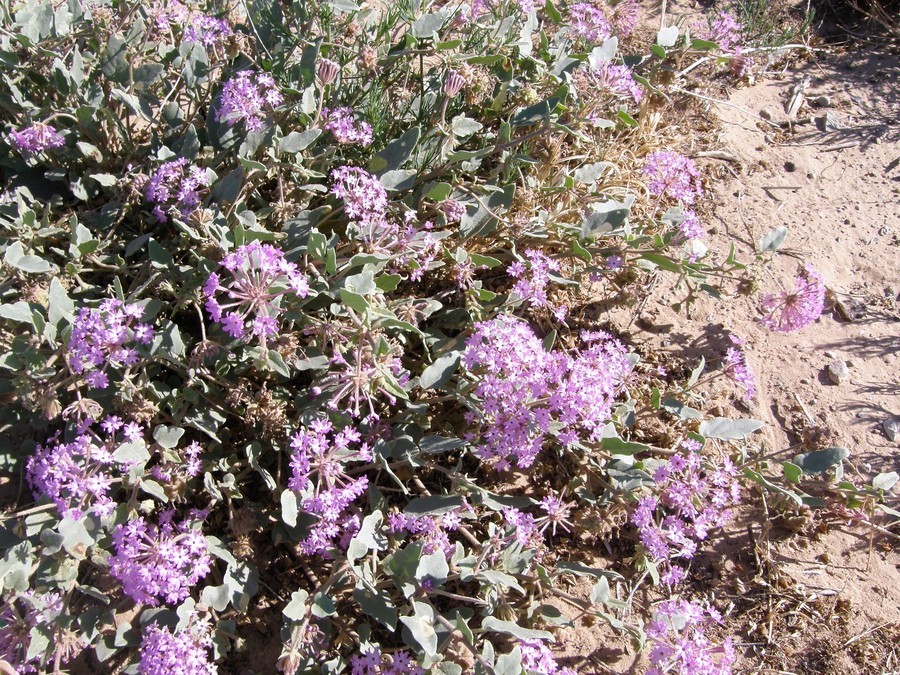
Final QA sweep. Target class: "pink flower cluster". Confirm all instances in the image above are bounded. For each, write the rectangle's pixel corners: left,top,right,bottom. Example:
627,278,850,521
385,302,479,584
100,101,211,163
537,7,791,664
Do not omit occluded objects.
588,61,643,103
647,599,736,675
462,316,632,470
698,11,743,53
569,3,612,43
183,15,232,47
139,616,216,675
288,420,372,556
151,440,204,483
144,157,209,222
722,335,756,401
148,1,232,48
760,264,825,332
632,440,740,585
68,298,155,389
9,123,64,153
387,507,465,558
520,639,577,675
323,107,373,146
644,151,703,204
508,249,559,308
330,167,440,273
217,70,283,131
350,647,424,675
109,511,211,606
204,241,309,341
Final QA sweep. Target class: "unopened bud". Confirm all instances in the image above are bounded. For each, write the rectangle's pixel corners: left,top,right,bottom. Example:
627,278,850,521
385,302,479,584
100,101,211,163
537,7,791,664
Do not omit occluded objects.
316,58,340,85
444,70,466,98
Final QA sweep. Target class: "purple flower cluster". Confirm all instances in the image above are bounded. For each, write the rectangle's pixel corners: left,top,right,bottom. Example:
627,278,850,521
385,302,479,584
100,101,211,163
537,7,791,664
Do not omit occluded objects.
388,507,464,558
508,249,559,308
698,11,743,53
139,616,216,675
608,0,639,36
29,422,141,522
204,241,309,341
569,3,612,43
722,335,756,401
9,123,65,153
462,316,632,470
760,264,825,332
331,165,389,230
144,157,209,222
330,167,440,272
587,61,643,103
0,591,64,673
183,15,232,47
644,151,703,204
289,420,372,556
151,440,204,483
632,440,740,585
109,511,211,606
68,298,154,389
440,198,467,223
675,210,705,241
350,647,424,675
520,639,576,675
322,107,373,146
647,599,736,675
217,71,283,132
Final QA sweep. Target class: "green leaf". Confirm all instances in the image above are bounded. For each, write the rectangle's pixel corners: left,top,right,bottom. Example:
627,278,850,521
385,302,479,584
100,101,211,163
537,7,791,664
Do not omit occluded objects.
451,115,482,138
419,352,460,390
405,495,466,517
510,97,559,127
480,617,553,642
415,551,449,586
581,195,633,237
600,437,652,455
783,462,802,483
48,278,74,327
283,590,309,622
353,584,398,631
757,226,788,254
873,472,899,492
411,11,447,38
113,441,150,464
371,127,421,174
469,253,502,269
153,425,184,449
657,25,680,47
278,129,321,153
699,417,764,440
281,490,299,527
792,447,850,474
339,289,369,313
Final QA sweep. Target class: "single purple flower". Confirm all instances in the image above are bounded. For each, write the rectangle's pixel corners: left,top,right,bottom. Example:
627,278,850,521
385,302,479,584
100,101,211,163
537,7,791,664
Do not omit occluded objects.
760,264,825,332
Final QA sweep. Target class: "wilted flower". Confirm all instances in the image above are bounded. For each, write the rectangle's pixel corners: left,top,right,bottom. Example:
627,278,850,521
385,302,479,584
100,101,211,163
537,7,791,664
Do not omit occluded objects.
9,123,65,153
204,241,309,341
644,151,703,204
608,0,639,37
144,157,209,222
109,512,211,606
760,264,825,332
217,70,283,131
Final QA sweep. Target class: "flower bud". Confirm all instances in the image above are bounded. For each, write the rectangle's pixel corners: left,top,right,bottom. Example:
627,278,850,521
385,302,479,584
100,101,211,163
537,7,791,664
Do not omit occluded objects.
316,57,340,85
444,70,466,98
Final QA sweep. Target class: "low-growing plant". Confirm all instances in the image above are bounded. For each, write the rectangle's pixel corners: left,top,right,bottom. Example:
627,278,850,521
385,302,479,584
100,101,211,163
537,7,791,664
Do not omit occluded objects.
0,0,846,673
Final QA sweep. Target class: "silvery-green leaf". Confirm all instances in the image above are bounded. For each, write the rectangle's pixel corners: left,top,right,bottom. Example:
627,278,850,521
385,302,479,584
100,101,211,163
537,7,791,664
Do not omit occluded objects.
792,447,850,474
699,417,765,440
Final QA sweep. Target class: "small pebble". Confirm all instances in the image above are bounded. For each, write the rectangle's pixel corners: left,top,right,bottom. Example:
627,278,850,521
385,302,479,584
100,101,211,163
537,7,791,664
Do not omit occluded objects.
800,377,811,385
883,417,900,443
760,108,774,120
813,95,831,107
879,226,889,235
826,359,850,385
784,161,797,172
824,350,836,359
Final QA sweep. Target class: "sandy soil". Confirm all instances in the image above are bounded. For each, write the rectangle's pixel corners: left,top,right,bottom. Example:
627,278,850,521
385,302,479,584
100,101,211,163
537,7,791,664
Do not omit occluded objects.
549,15,899,674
